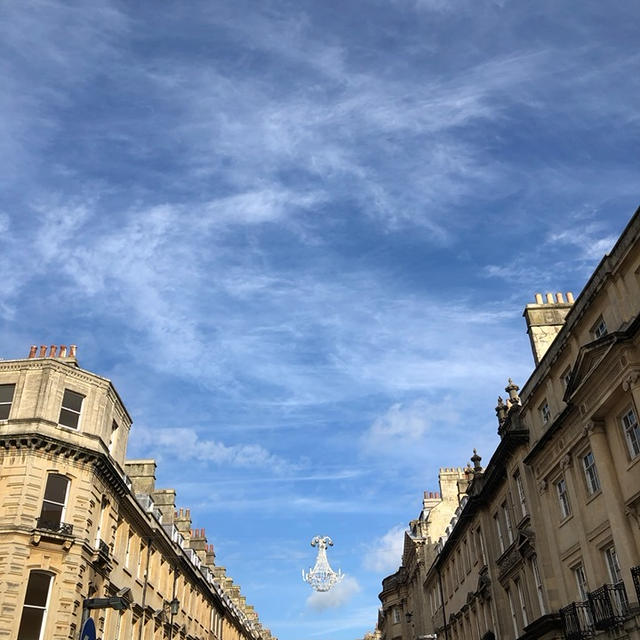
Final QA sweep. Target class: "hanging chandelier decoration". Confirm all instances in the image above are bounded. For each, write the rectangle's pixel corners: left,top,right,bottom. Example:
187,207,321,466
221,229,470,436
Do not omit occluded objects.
302,535,344,592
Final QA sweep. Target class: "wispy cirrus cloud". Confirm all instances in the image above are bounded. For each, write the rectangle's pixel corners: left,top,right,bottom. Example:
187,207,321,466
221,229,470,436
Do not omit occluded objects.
2,3,640,640
133,426,288,471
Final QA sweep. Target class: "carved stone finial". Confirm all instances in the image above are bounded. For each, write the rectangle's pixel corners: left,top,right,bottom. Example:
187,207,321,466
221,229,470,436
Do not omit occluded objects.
505,378,520,405
560,453,572,470
471,448,483,472
537,479,547,494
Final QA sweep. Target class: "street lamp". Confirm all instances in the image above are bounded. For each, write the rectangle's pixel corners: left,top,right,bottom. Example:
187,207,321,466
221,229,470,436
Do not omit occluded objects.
80,588,131,639
167,597,180,640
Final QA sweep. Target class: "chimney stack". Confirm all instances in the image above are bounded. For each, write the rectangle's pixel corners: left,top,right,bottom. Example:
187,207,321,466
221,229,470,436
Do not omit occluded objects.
523,292,574,365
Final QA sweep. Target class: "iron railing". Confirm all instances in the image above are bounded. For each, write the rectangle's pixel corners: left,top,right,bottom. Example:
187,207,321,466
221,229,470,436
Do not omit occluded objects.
36,517,73,536
588,582,629,630
632,566,640,605
560,601,593,640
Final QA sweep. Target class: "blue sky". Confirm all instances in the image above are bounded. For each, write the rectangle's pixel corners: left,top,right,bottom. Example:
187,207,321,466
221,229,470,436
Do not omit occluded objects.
1,1,639,638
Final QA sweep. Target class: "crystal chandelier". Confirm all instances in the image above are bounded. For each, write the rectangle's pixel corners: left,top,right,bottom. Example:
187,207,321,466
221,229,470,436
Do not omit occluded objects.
302,536,344,592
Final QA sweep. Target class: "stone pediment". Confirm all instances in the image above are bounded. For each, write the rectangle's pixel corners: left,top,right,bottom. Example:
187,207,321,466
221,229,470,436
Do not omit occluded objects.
516,527,535,558
564,336,615,400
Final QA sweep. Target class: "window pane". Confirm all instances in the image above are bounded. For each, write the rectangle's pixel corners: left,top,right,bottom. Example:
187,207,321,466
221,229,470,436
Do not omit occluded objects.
17,607,45,640
0,404,10,420
39,502,63,524
0,383,15,403
24,572,51,607
62,389,83,412
58,408,79,429
43,475,68,503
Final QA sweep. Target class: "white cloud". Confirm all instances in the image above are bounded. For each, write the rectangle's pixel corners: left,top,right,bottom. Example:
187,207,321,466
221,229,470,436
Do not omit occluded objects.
363,525,406,573
547,228,617,261
361,398,461,455
134,426,287,471
305,575,361,611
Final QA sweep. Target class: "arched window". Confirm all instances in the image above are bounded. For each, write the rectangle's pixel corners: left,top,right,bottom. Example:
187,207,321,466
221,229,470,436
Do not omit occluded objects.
17,570,53,640
38,474,70,531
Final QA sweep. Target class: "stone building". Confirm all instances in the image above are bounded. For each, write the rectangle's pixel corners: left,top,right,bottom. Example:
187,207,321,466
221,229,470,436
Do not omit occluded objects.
377,468,468,640
377,205,640,640
0,346,275,640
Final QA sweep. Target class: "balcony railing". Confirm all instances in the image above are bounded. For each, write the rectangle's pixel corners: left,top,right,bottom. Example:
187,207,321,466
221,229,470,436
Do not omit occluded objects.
588,582,629,630
36,517,73,536
93,539,111,565
560,601,593,640
632,566,640,604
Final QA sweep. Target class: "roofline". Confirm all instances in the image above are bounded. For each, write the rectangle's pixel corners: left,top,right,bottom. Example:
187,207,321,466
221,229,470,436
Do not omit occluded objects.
519,205,640,405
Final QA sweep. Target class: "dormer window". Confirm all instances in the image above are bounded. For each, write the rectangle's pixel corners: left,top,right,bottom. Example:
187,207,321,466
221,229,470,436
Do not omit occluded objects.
592,315,607,339
58,389,84,429
0,383,16,420
539,400,551,425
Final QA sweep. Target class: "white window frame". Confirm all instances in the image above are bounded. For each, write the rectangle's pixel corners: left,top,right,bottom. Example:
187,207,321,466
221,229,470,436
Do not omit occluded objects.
18,570,54,640
592,315,607,339
582,451,601,495
507,587,519,637
556,477,571,519
0,383,16,420
476,527,487,565
515,577,529,627
494,513,505,553
58,388,84,430
604,545,622,584
540,400,551,424
109,419,119,453
95,497,107,547
125,530,133,569
514,471,527,518
392,606,400,624
621,407,640,459
531,555,546,614
561,367,572,389
573,563,589,600
40,473,70,527
502,500,514,544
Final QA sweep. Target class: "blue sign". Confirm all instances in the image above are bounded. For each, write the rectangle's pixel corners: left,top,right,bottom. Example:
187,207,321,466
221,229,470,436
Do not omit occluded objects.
81,618,96,640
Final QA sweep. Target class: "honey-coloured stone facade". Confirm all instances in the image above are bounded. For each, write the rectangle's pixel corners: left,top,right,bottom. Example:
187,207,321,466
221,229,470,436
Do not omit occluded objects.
0,350,275,640
376,206,640,640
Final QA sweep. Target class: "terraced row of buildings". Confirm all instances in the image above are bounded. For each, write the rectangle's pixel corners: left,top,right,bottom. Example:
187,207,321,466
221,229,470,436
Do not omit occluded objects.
375,206,640,640
0,344,275,640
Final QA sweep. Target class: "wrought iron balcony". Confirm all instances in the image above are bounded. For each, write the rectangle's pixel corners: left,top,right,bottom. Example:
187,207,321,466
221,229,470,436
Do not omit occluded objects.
35,517,73,536
632,566,640,605
559,601,593,640
588,582,629,630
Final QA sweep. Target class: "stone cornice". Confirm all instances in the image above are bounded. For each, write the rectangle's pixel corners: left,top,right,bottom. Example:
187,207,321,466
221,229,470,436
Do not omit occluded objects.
0,430,130,497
